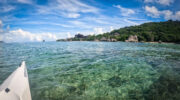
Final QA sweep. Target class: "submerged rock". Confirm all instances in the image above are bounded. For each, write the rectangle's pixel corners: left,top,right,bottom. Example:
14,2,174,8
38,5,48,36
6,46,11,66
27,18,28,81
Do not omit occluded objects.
144,71,180,100
108,76,125,88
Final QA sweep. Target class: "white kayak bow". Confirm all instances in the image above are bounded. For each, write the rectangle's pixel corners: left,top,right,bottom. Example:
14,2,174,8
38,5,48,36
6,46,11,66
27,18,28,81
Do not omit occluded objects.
0,61,32,100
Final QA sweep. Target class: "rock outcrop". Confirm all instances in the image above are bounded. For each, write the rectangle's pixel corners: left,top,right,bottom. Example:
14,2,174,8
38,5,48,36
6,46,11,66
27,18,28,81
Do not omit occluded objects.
100,37,107,41
125,35,138,42
100,37,117,42
75,34,85,38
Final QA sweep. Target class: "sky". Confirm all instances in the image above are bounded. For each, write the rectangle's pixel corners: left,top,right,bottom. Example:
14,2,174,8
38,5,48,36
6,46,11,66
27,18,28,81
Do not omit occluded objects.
0,0,180,42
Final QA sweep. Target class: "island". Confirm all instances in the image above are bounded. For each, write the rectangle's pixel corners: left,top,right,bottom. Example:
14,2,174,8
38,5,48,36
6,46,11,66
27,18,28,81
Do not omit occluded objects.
57,20,180,43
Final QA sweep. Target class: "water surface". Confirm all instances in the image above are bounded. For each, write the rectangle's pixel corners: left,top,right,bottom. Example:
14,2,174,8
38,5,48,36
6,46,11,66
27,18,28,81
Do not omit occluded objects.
0,42,180,100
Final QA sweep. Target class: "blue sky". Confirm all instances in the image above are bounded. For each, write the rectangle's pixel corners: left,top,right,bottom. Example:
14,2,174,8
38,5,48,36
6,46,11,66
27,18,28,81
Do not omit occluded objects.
0,0,180,42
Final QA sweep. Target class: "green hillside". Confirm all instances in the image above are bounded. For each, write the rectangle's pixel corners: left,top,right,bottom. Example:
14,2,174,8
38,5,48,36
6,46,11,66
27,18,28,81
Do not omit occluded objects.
57,20,180,43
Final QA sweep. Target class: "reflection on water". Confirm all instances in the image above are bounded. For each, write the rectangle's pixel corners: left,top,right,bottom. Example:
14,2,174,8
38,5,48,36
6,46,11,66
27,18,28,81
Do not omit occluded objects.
0,42,180,100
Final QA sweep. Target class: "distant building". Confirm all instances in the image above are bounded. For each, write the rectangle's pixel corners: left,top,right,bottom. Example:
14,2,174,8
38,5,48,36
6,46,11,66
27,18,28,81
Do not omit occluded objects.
114,33,119,36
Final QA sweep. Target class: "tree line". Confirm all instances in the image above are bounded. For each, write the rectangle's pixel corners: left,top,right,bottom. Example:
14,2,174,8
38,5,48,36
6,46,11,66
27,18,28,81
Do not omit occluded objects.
57,20,180,43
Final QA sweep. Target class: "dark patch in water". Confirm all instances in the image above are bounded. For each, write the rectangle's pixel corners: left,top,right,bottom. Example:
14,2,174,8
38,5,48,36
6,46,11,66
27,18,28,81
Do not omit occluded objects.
144,72,180,100
79,59,88,62
146,61,161,68
108,76,125,88
78,83,86,91
128,90,144,100
76,81,87,95
67,86,77,93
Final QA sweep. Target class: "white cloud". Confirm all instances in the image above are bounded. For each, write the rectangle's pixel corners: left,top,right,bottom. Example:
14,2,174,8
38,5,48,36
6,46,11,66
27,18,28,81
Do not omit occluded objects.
18,20,74,28
0,19,3,33
145,6,180,20
67,32,73,38
114,5,135,16
157,0,174,5
0,19,9,33
162,10,173,19
70,20,85,25
0,29,57,42
17,0,32,4
69,20,94,29
110,26,114,31
94,27,103,34
174,11,180,20
56,0,98,13
124,19,139,25
80,16,111,25
0,5,15,12
0,20,2,26
38,0,99,18
145,6,160,18
66,13,80,18
144,0,174,6
144,0,154,3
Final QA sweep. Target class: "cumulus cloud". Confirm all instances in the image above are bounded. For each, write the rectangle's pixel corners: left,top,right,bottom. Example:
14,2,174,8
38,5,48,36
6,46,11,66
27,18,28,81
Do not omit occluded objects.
162,10,173,19
67,32,73,38
0,29,57,42
110,26,114,31
114,5,135,16
145,6,161,18
0,19,59,42
173,11,180,20
94,27,104,34
144,0,174,6
145,6,180,20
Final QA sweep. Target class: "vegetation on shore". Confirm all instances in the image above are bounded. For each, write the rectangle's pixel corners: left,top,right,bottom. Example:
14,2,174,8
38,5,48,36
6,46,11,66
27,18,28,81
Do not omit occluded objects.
57,20,180,43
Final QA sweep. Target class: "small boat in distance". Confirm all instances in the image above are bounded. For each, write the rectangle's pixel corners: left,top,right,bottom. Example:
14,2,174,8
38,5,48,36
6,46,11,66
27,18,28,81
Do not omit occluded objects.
0,61,32,100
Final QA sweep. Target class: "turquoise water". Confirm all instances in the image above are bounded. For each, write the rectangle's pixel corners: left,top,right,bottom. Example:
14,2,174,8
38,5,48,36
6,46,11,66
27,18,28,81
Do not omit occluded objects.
0,42,180,100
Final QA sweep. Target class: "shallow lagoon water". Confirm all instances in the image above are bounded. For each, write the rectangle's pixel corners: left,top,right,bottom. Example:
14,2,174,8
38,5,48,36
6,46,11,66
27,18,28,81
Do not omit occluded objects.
0,42,180,100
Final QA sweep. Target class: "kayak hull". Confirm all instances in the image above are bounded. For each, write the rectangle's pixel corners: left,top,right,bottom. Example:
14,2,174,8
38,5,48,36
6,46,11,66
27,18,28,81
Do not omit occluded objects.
0,61,32,100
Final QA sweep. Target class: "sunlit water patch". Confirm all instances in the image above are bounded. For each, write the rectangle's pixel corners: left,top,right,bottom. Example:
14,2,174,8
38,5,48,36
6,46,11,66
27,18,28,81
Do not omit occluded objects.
0,42,180,100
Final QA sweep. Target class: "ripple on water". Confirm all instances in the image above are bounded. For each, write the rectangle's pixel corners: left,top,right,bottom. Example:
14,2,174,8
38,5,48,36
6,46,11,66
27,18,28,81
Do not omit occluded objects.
0,42,180,100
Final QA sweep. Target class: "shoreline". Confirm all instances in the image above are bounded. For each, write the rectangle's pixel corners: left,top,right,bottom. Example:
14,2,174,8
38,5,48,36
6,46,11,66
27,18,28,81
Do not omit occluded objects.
56,40,179,44
144,41,179,44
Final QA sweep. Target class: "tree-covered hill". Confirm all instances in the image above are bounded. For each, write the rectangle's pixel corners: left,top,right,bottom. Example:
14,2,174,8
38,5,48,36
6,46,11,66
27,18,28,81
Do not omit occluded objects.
57,20,180,43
